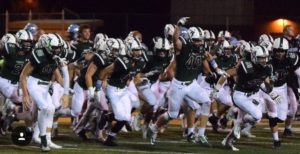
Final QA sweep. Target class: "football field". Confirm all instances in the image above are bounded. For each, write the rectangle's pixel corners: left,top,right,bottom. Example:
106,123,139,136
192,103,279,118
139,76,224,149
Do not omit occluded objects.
1,119,300,154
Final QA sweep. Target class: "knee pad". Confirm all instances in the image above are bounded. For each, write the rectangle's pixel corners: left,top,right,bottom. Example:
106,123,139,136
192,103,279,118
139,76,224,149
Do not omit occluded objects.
276,118,284,123
163,112,173,120
269,117,278,127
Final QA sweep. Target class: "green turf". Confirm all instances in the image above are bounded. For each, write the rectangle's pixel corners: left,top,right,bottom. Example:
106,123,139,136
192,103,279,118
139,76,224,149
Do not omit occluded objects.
1,120,300,154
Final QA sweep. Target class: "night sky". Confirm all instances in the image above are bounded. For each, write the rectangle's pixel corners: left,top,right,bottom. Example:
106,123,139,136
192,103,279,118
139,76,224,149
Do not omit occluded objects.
0,0,300,43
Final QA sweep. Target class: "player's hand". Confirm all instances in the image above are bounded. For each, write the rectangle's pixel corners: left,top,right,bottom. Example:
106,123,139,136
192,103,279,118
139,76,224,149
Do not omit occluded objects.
177,17,190,26
216,68,229,77
61,94,70,108
210,88,219,100
22,94,31,111
88,87,95,102
269,91,282,104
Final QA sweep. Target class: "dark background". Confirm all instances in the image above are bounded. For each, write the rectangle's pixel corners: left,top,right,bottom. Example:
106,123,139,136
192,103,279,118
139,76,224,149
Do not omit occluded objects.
0,0,300,45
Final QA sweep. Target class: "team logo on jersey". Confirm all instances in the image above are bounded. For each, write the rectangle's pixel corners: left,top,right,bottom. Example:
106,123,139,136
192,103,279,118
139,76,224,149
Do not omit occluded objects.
185,53,203,70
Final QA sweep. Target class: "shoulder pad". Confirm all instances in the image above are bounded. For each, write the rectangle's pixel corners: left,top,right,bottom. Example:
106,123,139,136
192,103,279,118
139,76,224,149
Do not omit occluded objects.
179,36,187,45
240,60,254,74
4,43,17,54
287,52,299,66
117,56,130,70
31,48,45,64
94,53,106,66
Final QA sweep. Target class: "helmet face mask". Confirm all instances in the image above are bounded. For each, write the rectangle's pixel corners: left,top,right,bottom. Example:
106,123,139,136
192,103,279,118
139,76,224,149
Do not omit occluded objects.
153,37,171,58
104,38,121,59
20,40,34,52
251,45,269,67
273,49,287,61
15,30,34,53
43,33,64,57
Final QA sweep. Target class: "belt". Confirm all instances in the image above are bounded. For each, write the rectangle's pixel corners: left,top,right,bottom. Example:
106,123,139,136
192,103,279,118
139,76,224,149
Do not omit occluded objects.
37,80,50,85
174,78,193,86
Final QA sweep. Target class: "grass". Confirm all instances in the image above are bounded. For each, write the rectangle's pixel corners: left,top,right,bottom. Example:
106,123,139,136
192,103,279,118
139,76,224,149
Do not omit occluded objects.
1,119,300,154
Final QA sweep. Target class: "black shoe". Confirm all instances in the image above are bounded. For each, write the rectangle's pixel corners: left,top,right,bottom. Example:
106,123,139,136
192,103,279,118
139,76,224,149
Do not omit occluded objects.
40,135,50,152
52,128,58,138
103,135,118,146
124,122,132,132
208,115,219,133
283,128,293,137
273,140,281,149
220,117,228,129
77,130,88,141
187,133,196,143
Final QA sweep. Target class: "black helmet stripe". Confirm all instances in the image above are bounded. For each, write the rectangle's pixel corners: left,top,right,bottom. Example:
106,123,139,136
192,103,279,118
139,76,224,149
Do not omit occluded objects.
162,38,165,49
53,33,62,44
279,37,283,48
260,45,266,54
267,34,272,43
195,27,202,38
25,30,32,40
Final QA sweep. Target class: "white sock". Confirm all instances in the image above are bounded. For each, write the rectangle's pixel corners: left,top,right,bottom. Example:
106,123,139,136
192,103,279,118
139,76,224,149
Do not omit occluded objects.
33,123,40,139
198,128,205,136
272,132,279,141
38,110,47,136
187,128,194,135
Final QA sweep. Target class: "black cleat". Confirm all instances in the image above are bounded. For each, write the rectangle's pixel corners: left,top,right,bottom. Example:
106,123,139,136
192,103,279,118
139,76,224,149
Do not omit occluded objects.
77,130,88,141
273,140,281,149
283,128,293,137
208,115,219,133
103,135,118,146
187,133,196,143
220,116,228,129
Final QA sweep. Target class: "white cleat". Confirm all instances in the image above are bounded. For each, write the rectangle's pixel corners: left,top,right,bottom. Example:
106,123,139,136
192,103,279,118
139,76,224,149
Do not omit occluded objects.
33,137,41,144
241,130,256,138
221,137,239,151
41,145,51,152
233,121,241,139
141,125,148,139
48,141,62,149
120,126,128,133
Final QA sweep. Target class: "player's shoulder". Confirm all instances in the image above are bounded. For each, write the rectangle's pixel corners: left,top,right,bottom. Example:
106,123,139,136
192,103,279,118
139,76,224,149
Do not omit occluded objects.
239,60,254,74
31,48,46,64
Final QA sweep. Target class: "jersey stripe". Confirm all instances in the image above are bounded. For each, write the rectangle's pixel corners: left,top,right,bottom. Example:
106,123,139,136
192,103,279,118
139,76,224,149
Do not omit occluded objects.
117,57,128,70
4,43,9,54
179,36,187,44
94,53,105,65
241,61,248,74
32,50,41,64
294,55,299,66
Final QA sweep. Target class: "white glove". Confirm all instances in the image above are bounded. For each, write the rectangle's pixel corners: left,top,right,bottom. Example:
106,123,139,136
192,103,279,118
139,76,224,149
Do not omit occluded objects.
53,55,68,67
210,84,221,100
269,91,282,104
216,68,229,77
88,87,95,101
210,88,218,100
177,17,190,26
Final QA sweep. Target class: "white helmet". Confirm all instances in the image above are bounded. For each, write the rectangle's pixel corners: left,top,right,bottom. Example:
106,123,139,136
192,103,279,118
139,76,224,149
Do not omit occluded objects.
258,34,274,45
153,37,171,58
94,33,108,49
259,40,273,51
251,45,269,66
164,24,176,39
153,37,171,50
204,30,215,40
116,38,126,56
188,27,205,40
35,34,48,48
103,38,121,58
43,33,65,56
1,33,16,49
126,37,142,59
15,29,34,52
273,37,289,50
218,30,231,39
218,40,232,57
